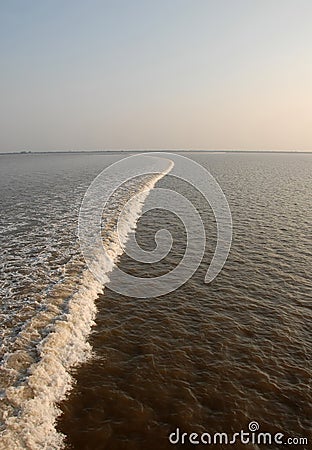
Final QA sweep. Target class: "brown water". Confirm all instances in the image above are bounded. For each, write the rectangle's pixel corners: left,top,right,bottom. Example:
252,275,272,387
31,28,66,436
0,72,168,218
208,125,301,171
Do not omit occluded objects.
57,153,311,449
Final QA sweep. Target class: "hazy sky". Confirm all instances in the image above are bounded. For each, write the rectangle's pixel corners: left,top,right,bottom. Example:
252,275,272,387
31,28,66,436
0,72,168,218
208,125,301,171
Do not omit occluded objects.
1,0,312,152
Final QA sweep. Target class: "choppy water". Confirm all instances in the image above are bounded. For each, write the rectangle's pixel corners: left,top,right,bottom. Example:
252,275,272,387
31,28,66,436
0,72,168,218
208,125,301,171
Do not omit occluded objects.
0,152,171,449
0,152,311,449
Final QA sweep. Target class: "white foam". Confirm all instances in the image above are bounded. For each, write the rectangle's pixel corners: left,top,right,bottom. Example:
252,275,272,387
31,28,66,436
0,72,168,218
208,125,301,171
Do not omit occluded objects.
0,162,173,450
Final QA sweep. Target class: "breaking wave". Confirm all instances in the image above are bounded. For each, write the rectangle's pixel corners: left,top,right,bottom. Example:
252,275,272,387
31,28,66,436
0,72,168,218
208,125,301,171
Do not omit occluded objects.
0,159,173,449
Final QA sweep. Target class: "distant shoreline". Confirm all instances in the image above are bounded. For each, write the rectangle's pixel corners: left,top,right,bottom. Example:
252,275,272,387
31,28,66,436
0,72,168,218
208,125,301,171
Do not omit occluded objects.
0,149,311,155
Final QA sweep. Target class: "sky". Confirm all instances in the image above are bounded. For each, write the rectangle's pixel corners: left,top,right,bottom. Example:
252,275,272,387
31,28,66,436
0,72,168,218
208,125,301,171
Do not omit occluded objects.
0,0,311,152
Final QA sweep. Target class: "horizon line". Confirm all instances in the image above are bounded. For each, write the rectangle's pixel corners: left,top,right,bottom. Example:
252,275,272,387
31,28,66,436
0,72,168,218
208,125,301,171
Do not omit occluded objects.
1,148,312,155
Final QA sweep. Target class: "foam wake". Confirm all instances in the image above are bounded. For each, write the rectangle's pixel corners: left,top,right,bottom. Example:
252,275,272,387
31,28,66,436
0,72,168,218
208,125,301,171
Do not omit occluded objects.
0,160,173,450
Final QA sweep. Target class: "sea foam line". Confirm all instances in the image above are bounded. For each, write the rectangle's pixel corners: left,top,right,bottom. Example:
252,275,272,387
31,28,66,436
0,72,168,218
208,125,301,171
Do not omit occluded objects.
0,161,173,450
